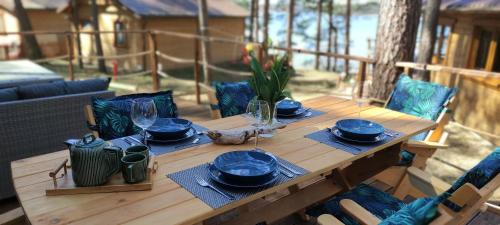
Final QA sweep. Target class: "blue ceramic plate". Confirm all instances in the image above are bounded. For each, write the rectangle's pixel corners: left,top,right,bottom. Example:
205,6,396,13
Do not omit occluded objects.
277,107,307,118
147,118,192,139
208,163,279,188
276,100,302,115
146,128,196,143
335,119,384,140
213,151,277,183
331,128,386,144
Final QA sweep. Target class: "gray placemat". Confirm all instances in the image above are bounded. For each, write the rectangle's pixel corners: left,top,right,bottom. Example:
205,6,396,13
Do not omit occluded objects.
111,124,212,156
277,109,326,124
305,128,404,155
167,156,309,208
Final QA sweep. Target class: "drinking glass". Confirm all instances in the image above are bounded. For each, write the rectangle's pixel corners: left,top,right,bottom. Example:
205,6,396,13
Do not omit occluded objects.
243,100,271,149
131,98,158,144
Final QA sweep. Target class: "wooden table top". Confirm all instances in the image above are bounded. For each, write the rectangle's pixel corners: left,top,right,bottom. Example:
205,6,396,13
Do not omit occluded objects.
11,96,436,225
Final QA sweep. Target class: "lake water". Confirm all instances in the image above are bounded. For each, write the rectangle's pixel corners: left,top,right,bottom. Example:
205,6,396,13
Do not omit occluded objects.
261,12,379,70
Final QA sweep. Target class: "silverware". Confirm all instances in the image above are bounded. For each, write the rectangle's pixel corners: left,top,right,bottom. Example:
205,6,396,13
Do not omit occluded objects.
279,162,302,175
195,176,235,200
121,137,134,146
174,138,200,149
193,127,203,135
304,108,312,117
384,131,396,137
279,167,294,178
128,136,143,145
332,140,362,152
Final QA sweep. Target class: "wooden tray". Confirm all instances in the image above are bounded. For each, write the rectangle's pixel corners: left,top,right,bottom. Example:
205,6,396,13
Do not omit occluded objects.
45,157,158,196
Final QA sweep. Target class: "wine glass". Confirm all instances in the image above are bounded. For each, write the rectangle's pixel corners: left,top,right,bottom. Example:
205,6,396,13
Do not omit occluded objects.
243,100,271,149
131,98,158,144
351,94,368,132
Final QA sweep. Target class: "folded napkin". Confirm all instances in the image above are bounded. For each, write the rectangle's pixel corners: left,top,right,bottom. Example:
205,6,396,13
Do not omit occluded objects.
206,122,286,145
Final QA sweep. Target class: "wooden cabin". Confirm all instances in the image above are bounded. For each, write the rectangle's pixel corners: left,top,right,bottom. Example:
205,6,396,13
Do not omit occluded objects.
431,0,500,140
0,0,70,58
59,0,248,71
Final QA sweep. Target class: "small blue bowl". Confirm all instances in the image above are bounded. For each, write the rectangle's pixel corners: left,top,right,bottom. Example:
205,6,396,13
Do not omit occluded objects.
146,118,192,139
335,119,384,141
213,151,277,184
277,100,302,115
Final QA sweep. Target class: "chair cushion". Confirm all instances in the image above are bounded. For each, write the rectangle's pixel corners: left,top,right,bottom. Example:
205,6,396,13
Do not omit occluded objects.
387,74,457,121
65,78,110,94
91,90,178,140
0,87,19,102
215,81,255,118
307,184,405,225
17,81,66,99
380,197,439,225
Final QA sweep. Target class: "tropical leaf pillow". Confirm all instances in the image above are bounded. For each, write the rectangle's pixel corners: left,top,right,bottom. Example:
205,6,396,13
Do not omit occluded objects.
387,75,457,122
91,90,178,140
215,81,255,118
381,197,440,225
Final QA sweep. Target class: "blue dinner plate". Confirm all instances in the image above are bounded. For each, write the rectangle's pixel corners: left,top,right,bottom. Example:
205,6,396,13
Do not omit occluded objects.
276,100,302,115
277,107,307,118
208,163,279,188
213,151,278,183
146,128,196,144
335,119,384,140
147,118,192,139
331,127,386,144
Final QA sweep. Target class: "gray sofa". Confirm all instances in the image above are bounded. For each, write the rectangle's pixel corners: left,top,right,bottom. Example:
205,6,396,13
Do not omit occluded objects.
0,81,114,200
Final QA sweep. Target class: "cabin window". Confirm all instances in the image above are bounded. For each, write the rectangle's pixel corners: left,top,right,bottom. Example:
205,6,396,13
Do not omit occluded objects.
114,20,127,48
471,27,499,72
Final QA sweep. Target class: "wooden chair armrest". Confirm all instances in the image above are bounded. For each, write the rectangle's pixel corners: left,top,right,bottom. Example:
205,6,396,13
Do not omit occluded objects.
317,214,345,225
404,140,448,149
340,199,381,225
368,98,386,105
407,167,450,196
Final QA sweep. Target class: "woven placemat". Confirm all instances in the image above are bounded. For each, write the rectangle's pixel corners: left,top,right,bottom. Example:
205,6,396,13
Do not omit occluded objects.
305,128,404,155
277,109,325,124
111,124,211,156
167,156,309,208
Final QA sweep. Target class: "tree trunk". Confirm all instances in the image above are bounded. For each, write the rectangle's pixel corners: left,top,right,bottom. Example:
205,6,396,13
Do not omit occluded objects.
71,0,84,69
253,0,259,42
344,0,351,77
286,0,295,60
262,0,269,58
14,0,42,59
315,0,323,70
91,0,106,72
415,0,441,81
326,0,334,70
249,0,255,41
371,0,422,100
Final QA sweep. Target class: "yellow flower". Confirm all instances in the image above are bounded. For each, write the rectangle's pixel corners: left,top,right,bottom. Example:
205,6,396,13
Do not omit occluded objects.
245,43,254,52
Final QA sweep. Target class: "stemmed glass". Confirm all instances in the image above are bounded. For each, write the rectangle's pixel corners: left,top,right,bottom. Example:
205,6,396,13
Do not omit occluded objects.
131,98,158,144
243,100,271,149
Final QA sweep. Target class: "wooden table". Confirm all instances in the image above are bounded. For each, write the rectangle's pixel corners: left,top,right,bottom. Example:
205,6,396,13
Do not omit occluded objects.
11,96,436,225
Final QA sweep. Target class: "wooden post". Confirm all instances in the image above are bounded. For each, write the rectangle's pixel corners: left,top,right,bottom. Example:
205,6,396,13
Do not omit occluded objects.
197,0,212,85
65,33,75,81
71,0,83,69
357,61,367,98
194,39,201,104
286,0,295,59
3,46,9,60
148,32,159,91
433,25,446,64
344,0,351,77
253,0,259,42
315,0,323,70
263,0,270,59
249,0,255,41
326,0,334,70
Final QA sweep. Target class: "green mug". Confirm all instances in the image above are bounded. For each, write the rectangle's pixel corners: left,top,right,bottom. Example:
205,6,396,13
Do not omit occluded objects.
125,145,150,167
121,154,147,184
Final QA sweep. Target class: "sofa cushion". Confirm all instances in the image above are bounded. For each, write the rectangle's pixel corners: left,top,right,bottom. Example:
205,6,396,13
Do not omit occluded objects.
64,78,110,94
17,81,66,99
215,81,255,118
91,90,178,140
0,87,19,102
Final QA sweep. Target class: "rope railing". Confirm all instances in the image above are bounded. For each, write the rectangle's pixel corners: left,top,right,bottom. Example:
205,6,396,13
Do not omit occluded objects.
78,51,151,60
205,63,253,77
156,51,196,64
32,55,69,63
101,70,152,78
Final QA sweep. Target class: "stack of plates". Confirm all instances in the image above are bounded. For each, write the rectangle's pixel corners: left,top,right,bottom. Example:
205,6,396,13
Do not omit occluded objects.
146,118,195,143
331,119,386,144
208,151,279,188
276,100,307,118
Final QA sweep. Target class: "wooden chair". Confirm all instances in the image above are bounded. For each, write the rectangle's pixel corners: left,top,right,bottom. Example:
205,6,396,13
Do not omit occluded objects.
315,148,500,225
84,105,100,138
199,83,222,120
199,82,255,120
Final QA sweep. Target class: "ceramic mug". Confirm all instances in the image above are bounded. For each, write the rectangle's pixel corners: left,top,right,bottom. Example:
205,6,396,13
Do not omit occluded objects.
121,154,147,184
125,145,150,167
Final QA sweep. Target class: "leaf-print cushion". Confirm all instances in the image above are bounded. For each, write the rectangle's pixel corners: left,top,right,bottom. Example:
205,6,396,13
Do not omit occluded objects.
215,81,255,118
380,197,439,225
307,184,405,225
442,147,500,211
91,90,178,140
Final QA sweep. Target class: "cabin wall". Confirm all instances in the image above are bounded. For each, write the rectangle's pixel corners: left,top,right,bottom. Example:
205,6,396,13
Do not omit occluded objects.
433,14,500,141
26,10,70,57
145,17,245,70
